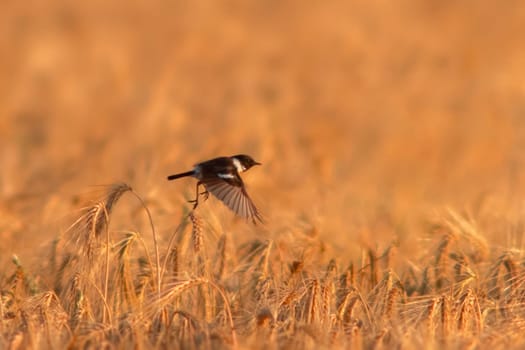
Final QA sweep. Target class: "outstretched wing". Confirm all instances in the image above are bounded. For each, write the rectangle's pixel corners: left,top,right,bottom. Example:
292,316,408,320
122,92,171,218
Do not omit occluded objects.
201,177,263,224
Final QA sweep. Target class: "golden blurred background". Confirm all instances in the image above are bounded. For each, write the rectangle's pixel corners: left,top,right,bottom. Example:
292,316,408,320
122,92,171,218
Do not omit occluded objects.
2,1,525,266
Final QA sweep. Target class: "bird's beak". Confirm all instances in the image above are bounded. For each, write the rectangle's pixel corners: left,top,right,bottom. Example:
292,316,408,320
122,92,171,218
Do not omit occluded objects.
255,161,262,166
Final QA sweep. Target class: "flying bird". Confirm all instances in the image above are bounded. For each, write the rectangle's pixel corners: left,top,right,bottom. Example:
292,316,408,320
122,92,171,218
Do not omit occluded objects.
167,154,262,224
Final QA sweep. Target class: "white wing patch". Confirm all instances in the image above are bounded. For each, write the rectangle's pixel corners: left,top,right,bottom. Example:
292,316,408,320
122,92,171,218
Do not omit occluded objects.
218,173,235,179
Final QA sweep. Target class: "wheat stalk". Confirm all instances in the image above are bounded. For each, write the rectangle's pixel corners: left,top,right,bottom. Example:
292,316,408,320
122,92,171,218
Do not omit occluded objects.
440,294,450,339
190,212,203,254
307,279,320,323
214,234,226,280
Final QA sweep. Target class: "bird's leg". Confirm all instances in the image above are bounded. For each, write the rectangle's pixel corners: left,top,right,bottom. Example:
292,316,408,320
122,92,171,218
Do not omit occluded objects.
188,181,203,209
200,189,209,201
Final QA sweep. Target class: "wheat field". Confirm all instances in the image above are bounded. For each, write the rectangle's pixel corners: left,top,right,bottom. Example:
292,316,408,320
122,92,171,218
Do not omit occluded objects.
2,1,525,349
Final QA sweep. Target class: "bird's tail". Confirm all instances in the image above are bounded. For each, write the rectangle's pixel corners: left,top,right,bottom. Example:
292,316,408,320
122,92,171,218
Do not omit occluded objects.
167,170,194,181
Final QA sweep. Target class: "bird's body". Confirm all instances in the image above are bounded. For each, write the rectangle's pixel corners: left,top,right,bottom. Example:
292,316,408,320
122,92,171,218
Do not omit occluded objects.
167,155,262,224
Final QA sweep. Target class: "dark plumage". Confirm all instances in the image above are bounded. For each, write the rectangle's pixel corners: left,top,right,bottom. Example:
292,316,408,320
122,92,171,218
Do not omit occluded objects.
167,154,262,224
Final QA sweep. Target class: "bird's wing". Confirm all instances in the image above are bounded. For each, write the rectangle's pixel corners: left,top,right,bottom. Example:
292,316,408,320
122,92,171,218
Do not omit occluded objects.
201,177,263,224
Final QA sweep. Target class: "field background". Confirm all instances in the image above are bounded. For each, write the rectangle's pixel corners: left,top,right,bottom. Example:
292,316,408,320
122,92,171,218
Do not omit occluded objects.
2,0,525,349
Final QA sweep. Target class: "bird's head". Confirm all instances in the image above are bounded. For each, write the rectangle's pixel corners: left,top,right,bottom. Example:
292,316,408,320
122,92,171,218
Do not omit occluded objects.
232,154,261,172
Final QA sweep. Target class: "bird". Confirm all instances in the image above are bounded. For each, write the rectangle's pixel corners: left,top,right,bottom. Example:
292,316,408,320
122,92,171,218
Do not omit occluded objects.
167,154,263,224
